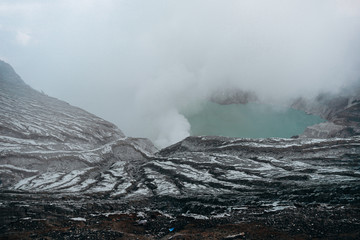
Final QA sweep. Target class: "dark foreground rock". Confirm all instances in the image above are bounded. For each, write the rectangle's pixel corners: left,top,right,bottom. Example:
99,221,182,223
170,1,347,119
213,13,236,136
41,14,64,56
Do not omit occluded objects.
1,192,359,240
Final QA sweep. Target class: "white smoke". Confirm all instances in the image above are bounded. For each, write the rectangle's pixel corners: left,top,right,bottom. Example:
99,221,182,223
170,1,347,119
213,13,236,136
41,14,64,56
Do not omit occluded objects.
1,0,360,147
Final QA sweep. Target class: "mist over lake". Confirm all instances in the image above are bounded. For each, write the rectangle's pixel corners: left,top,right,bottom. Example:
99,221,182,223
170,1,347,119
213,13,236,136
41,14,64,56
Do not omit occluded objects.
184,102,324,138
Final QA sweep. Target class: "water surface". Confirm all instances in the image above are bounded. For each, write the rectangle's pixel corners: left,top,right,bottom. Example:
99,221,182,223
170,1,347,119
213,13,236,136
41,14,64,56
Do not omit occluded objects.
184,102,324,138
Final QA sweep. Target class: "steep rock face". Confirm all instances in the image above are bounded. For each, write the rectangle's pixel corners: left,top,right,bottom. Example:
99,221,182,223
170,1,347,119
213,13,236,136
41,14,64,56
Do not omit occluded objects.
292,88,360,138
210,88,258,105
0,60,156,190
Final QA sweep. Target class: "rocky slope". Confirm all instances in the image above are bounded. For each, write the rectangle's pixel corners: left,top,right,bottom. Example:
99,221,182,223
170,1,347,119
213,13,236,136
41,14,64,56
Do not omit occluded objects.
1,60,360,239
292,87,360,138
155,136,360,205
0,60,156,194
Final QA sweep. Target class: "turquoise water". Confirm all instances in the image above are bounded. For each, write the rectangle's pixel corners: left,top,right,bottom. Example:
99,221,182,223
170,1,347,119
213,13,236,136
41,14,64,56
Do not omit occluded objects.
183,102,324,138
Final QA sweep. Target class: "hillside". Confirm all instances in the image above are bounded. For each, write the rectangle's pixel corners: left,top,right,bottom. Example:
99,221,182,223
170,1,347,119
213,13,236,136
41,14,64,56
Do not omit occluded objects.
1,60,359,239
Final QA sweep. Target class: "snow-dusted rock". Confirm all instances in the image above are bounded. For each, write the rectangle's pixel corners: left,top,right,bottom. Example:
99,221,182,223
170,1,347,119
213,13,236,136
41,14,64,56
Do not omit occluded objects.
1,60,359,209
0,60,156,192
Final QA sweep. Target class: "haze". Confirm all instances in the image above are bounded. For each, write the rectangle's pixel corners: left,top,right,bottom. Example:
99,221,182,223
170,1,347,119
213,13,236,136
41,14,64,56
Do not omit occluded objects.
1,0,360,147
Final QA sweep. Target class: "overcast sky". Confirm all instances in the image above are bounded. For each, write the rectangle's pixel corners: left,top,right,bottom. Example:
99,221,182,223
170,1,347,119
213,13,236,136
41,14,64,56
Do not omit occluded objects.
1,0,360,147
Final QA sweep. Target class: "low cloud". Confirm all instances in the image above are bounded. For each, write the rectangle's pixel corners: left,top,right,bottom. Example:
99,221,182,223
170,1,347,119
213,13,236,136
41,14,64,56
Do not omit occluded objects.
16,31,31,46
1,0,360,147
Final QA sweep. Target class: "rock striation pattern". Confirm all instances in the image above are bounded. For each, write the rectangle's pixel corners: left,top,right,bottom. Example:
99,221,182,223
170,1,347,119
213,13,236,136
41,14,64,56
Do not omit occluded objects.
0,60,156,192
153,136,360,206
1,60,360,239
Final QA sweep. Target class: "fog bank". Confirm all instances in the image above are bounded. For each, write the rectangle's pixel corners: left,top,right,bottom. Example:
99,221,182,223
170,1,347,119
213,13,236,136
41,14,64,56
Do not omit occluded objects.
1,0,360,147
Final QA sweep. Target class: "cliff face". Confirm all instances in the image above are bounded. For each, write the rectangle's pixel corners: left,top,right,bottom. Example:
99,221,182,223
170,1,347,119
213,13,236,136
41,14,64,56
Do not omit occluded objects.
292,88,360,138
210,88,258,105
